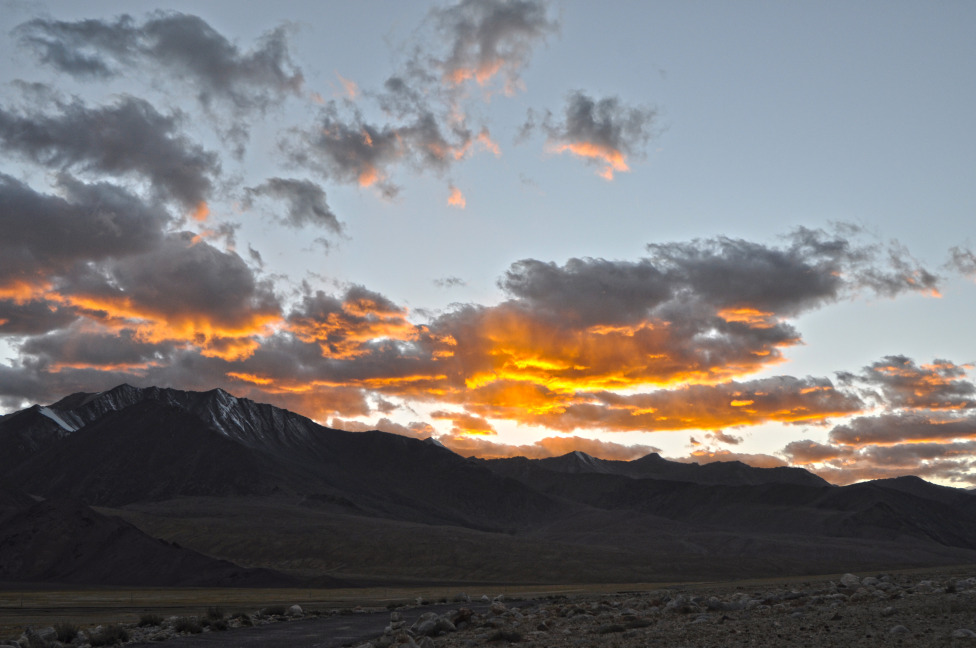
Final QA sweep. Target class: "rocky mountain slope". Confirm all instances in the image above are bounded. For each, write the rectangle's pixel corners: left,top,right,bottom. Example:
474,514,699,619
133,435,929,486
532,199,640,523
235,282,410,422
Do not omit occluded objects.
2,383,976,586
0,497,296,587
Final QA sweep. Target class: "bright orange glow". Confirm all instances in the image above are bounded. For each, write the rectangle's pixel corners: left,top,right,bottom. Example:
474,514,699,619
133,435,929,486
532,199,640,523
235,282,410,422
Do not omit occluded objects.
451,307,794,399
730,399,754,407
226,372,274,385
358,167,380,187
718,307,776,328
50,292,278,361
49,361,158,373
288,296,419,360
550,142,629,179
0,280,52,304
447,186,466,209
191,202,210,222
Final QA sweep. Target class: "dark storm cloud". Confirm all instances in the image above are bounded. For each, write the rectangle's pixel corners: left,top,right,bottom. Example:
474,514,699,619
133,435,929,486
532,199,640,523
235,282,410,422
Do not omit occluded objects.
15,12,303,111
19,327,173,372
96,233,281,331
0,300,76,336
498,257,669,325
0,173,168,281
0,95,219,209
244,178,343,233
837,355,976,411
645,226,940,315
430,0,558,90
542,91,657,179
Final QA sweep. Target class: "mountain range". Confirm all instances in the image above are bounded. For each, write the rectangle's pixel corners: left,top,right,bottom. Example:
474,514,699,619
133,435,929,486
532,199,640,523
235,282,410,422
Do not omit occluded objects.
2,383,975,587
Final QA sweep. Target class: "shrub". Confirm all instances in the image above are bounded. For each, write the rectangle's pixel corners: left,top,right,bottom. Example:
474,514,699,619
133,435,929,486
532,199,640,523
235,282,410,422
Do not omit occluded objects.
138,614,164,627
88,624,130,646
25,633,49,648
54,622,79,643
487,629,523,643
173,617,203,634
260,605,287,617
205,619,228,631
206,606,225,620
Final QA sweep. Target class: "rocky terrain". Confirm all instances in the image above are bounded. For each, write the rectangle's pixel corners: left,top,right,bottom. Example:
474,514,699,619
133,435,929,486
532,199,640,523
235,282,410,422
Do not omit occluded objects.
7,570,976,647
363,571,976,648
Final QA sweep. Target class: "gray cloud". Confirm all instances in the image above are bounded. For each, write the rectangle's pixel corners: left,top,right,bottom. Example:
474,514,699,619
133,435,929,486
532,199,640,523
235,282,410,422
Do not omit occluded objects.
782,437,976,487
646,226,940,315
0,173,169,282
15,12,303,112
948,246,976,278
19,327,174,372
431,0,558,91
97,233,281,331
0,95,219,209
542,91,657,178
434,276,467,288
286,103,404,198
837,355,975,411
286,101,490,198
331,417,435,439
244,178,342,234
829,412,976,447
0,300,77,336
706,430,742,445
499,256,669,325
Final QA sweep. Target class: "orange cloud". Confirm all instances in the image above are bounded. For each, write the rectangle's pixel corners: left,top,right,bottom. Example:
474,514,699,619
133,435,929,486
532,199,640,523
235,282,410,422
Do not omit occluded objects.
447,185,466,209
190,201,210,222
335,71,359,99
445,59,505,87
0,280,53,304
550,142,629,180
431,410,496,435
287,292,419,360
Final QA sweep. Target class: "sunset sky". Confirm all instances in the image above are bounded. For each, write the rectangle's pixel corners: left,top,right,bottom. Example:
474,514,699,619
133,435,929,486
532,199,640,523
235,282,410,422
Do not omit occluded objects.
1,0,975,486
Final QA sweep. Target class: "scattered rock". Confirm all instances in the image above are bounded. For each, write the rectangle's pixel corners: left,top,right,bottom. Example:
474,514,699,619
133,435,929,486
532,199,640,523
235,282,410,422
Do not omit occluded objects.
287,604,304,617
953,629,976,639
839,573,860,588
410,612,456,637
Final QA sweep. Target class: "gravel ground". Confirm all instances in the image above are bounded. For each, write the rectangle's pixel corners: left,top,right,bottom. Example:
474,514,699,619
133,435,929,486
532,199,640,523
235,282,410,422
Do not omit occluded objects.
365,570,976,648
9,569,976,648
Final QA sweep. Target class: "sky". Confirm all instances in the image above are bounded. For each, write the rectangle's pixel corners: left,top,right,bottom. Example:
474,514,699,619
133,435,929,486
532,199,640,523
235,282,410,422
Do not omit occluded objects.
1,0,975,487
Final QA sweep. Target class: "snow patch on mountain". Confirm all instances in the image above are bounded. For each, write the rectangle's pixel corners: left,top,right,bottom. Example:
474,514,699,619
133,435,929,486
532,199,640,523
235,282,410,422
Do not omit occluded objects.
38,407,79,432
